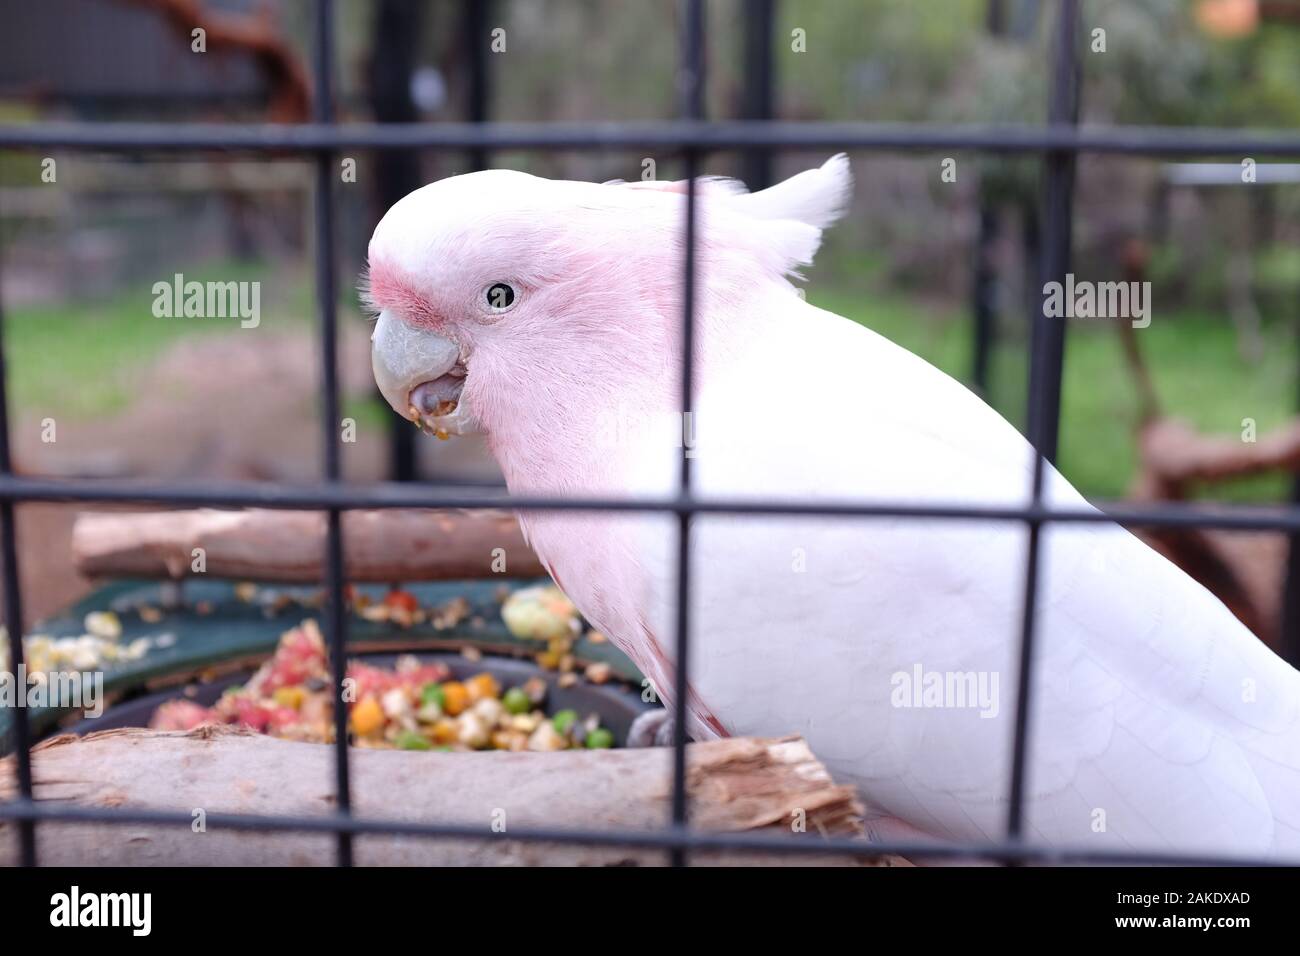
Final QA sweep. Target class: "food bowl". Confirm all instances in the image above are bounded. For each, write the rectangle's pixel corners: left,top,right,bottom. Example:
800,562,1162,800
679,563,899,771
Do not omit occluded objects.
56,652,655,746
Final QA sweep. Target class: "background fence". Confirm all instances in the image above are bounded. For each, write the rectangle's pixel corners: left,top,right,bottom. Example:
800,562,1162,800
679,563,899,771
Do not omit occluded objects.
2,0,1300,867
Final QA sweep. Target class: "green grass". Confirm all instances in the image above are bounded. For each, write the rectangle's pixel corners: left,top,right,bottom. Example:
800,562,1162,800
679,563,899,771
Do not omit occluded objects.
343,394,391,433
6,261,312,419
808,287,1296,502
8,262,1294,503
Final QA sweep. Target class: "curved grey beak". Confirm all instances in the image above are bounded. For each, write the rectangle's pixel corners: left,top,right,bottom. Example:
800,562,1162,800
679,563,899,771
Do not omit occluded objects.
370,310,479,437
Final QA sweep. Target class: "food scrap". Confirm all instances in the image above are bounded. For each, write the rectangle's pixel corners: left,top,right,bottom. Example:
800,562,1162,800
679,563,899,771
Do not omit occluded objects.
408,398,458,440
501,585,580,641
148,620,618,752
1,609,153,678
501,584,592,675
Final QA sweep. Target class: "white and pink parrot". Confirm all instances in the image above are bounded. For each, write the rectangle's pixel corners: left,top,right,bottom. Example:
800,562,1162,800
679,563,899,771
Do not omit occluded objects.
366,155,1300,858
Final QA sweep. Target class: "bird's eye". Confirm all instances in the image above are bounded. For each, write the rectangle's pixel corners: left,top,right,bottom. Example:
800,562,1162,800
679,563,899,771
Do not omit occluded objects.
484,282,517,311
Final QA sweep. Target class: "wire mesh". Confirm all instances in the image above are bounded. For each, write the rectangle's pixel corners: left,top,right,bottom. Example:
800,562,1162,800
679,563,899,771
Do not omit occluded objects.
0,0,1295,868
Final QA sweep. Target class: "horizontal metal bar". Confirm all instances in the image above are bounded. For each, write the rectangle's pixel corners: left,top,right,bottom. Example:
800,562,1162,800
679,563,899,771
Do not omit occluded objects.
3,120,1300,156
0,799,1291,867
3,474,1300,533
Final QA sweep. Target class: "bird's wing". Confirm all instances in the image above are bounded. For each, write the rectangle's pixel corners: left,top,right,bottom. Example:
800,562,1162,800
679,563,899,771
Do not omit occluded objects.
627,297,1300,857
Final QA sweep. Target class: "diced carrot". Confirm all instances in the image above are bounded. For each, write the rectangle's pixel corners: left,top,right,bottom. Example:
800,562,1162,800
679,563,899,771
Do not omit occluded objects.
431,718,458,744
441,681,470,716
464,672,500,703
351,696,384,736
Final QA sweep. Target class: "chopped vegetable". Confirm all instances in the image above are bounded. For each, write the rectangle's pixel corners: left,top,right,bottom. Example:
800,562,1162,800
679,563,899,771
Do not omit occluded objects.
457,712,490,749
273,686,306,710
420,683,446,708
527,720,567,752
501,585,581,642
351,697,384,736
502,687,531,715
464,672,500,702
395,729,432,751
83,611,122,641
440,681,470,716
145,622,621,753
430,718,458,744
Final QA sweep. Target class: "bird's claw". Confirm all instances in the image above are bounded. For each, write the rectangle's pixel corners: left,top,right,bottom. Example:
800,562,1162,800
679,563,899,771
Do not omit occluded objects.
626,708,679,748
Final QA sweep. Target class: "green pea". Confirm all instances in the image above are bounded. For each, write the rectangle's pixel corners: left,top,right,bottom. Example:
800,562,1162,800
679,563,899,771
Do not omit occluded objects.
585,727,615,749
395,730,432,751
502,687,531,715
551,709,578,734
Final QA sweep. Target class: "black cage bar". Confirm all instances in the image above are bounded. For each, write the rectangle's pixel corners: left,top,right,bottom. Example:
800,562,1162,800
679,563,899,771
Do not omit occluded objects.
1,0,1299,868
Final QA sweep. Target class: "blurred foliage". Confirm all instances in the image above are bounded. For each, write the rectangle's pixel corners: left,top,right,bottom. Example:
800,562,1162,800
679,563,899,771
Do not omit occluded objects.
809,285,1294,501
6,261,309,419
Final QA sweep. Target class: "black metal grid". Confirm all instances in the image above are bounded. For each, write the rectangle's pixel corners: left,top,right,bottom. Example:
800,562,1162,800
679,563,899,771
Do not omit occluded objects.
2,0,1298,867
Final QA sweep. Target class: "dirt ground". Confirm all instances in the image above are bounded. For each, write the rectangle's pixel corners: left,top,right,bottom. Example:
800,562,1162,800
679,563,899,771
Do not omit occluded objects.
3,325,497,628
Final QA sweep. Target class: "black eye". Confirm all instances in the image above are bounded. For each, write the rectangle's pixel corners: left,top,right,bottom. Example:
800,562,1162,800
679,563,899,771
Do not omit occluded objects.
485,282,516,311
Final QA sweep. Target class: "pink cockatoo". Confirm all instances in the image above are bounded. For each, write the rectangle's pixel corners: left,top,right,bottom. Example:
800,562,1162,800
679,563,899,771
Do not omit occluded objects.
365,156,1300,858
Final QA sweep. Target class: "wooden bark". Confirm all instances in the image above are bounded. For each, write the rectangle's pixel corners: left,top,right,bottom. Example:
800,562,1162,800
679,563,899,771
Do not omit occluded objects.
0,727,893,866
72,509,545,582
124,0,311,121
1129,417,1300,647
1113,245,1280,646
1140,417,1300,486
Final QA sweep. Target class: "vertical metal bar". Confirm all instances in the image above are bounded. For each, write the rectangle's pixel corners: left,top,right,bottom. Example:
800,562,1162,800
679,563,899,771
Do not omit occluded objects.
971,0,1006,394
0,235,36,866
1279,359,1300,666
670,0,705,868
371,1,425,482
1005,0,1079,844
1276,186,1300,665
464,0,492,173
739,0,775,191
1023,0,1079,465
972,206,999,394
312,0,353,867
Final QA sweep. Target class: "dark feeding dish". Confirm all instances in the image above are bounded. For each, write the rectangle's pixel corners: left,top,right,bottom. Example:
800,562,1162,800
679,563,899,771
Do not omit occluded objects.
57,652,656,749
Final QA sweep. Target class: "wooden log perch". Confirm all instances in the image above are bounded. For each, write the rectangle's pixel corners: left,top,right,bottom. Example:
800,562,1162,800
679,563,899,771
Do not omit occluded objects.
1130,417,1300,647
0,727,893,866
1112,246,1284,647
123,0,311,121
1140,417,1300,487
72,509,545,583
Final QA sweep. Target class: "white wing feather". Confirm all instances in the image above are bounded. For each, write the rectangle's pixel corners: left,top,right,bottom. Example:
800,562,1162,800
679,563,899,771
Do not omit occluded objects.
620,300,1300,858
536,157,1300,857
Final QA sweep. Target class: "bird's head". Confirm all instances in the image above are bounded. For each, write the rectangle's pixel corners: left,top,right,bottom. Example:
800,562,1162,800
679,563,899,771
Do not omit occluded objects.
365,169,690,451
364,160,847,476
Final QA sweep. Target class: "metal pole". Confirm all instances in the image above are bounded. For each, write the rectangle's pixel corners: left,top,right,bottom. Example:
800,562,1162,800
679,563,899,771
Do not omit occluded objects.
464,0,492,173
0,230,36,867
740,0,776,190
1279,342,1300,666
670,0,705,869
971,0,1007,394
312,0,353,868
1006,0,1079,846
370,0,426,483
